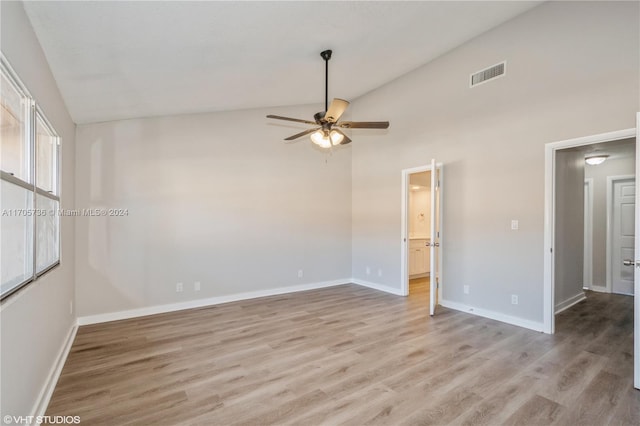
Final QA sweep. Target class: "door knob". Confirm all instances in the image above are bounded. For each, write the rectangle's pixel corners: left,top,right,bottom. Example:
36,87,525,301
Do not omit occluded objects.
623,259,638,267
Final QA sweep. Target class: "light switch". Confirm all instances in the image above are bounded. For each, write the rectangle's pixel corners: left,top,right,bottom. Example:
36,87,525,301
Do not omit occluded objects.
511,220,519,230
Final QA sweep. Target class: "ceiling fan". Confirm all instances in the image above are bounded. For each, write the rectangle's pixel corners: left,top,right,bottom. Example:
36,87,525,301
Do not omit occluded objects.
266,50,389,148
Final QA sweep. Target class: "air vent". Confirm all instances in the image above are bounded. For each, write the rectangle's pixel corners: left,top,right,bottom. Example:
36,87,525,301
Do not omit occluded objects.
470,61,506,87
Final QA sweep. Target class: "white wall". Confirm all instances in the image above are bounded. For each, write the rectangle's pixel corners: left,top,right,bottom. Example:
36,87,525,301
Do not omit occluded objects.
554,149,585,311
409,186,430,238
585,145,636,287
0,1,76,417
74,105,352,318
351,1,639,325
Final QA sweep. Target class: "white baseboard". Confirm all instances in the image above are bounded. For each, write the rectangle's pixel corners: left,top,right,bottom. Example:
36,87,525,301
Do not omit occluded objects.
589,284,608,294
555,292,587,314
31,322,77,418
77,279,351,325
351,279,404,296
440,299,544,332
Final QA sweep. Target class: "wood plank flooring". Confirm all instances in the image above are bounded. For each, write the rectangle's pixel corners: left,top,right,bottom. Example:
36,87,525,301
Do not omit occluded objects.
45,284,638,425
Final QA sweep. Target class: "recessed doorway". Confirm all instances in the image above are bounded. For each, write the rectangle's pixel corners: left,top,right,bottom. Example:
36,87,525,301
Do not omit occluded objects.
544,123,639,390
408,171,431,296
401,161,443,315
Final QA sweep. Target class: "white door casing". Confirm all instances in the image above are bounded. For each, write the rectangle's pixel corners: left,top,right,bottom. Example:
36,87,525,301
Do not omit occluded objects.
429,159,443,316
583,178,593,290
609,176,635,295
429,159,437,315
436,165,442,306
634,112,639,390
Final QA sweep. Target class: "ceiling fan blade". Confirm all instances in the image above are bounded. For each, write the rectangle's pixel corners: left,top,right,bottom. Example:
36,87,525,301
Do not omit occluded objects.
337,121,389,129
267,115,317,125
324,98,350,123
284,127,320,141
333,129,352,145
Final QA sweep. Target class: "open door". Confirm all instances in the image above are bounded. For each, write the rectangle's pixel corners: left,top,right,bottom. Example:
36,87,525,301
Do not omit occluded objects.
429,159,442,315
635,112,640,390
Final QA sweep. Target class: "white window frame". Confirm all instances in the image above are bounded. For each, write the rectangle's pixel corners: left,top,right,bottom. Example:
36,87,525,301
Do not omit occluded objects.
34,106,61,276
1,54,61,299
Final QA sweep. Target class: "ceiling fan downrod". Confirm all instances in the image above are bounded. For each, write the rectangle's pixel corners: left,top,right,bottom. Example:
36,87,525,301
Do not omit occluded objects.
320,50,332,113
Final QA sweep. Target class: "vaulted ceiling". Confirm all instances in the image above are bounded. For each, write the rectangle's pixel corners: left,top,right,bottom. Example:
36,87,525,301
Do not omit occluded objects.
23,1,541,124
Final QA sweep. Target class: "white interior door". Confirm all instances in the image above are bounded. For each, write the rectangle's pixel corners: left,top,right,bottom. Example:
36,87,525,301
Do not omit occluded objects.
634,113,640,390
429,159,442,315
584,179,593,289
613,178,635,295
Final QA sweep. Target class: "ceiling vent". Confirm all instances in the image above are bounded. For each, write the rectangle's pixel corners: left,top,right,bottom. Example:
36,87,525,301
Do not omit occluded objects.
470,61,506,87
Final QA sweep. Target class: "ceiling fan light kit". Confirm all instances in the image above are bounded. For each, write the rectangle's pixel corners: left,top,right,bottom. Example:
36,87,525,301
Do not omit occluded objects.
310,129,344,148
267,50,389,149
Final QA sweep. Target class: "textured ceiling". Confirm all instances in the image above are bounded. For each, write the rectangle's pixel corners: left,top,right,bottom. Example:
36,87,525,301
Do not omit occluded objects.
23,1,541,124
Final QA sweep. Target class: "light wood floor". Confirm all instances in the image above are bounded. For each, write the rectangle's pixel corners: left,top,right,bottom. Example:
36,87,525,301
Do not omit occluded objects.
409,277,429,295
45,285,638,425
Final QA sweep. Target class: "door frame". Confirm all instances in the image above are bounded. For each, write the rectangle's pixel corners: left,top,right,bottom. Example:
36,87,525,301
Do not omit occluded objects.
544,127,635,334
607,175,636,295
400,163,443,297
583,178,593,290
634,112,639,390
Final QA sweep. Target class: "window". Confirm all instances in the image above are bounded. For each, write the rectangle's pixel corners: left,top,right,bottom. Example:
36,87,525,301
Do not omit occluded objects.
1,71,29,182
1,56,60,299
35,112,60,274
1,180,34,293
36,114,59,194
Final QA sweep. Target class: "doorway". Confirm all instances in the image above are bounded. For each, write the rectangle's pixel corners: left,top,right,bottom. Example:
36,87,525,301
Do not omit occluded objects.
544,125,639,390
401,162,443,315
407,170,431,297
555,139,636,306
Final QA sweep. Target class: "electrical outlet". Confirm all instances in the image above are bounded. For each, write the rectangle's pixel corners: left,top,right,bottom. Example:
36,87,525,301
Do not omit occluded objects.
511,294,518,305
366,266,371,275
194,281,201,291
511,220,519,230
298,270,303,278
378,269,382,277
463,285,469,294
176,282,183,292
69,300,73,315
